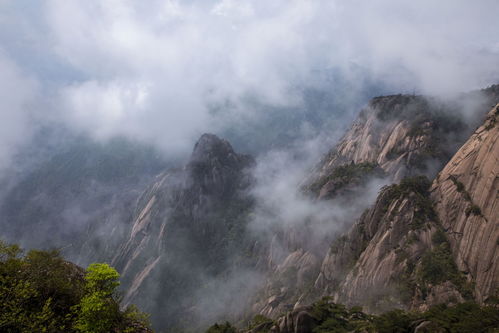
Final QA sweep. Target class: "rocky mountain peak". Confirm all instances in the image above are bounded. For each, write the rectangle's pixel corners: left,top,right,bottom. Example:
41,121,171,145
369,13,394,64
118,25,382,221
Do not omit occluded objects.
190,133,237,165
184,133,254,201
111,134,257,329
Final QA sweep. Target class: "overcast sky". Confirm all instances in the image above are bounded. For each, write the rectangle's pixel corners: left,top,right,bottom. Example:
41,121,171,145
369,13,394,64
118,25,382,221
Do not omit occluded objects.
0,0,498,168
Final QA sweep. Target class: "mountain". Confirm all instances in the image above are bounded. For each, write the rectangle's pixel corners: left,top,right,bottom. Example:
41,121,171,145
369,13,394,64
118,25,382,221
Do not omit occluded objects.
107,86,498,331
112,134,256,330
1,84,498,332
312,91,499,312
246,86,499,320
309,87,499,189
0,137,167,264
238,94,499,333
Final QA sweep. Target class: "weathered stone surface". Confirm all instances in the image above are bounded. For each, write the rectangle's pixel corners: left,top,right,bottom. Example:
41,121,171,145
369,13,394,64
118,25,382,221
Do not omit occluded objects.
251,90,499,319
431,104,499,303
312,95,465,185
315,181,448,313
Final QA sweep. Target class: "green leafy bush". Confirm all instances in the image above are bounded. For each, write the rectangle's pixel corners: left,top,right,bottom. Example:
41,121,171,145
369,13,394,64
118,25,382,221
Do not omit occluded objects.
0,240,151,333
309,162,384,196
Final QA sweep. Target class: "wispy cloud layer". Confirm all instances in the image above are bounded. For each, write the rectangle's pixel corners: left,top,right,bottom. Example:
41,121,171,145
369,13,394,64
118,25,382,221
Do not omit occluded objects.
0,0,498,162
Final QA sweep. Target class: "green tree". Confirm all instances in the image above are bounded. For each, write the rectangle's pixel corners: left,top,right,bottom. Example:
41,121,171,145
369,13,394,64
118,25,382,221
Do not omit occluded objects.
74,263,121,333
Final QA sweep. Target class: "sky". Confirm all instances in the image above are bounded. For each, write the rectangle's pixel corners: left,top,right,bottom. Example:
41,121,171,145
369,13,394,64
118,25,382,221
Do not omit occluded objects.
0,0,499,168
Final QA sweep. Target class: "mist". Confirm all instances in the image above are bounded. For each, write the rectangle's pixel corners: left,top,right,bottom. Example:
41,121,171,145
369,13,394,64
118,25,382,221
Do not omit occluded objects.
1,0,499,167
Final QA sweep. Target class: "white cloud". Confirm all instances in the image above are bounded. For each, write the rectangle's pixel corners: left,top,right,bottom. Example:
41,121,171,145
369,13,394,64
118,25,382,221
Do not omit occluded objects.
0,51,38,171
0,0,498,159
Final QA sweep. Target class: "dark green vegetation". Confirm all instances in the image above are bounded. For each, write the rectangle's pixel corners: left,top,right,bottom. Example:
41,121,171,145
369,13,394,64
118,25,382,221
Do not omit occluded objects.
309,162,384,197
0,241,151,333
206,297,499,333
449,175,483,217
381,176,436,229
415,228,473,300
484,105,498,130
205,322,238,333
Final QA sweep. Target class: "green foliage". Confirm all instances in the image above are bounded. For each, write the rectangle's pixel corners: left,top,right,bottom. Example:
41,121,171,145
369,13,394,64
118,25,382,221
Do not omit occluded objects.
207,300,499,333
74,263,121,332
249,314,273,328
423,302,499,332
205,321,237,333
0,240,152,333
0,241,21,261
246,314,274,332
449,176,482,218
374,309,414,333
74,292,120,333
309,162,383,196
417,242,472,299
0,242,84,332
419,243,458,285
122,305,152,333
84,263,120,295
311,297,375,333
381,176,435,229
431,229,448,246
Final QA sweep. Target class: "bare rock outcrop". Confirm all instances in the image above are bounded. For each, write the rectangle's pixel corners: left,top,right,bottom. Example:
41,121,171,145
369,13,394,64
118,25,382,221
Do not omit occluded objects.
311,101,498,315
312,95,467,185
431,103,499,303
250,90,499,320
308,87,499,199
315,176,465,313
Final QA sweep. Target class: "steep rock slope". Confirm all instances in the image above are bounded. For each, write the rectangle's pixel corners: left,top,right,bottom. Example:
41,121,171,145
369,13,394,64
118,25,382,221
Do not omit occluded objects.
431,103,499,303
312,102,499,315
251,87,499,320
316,177,468,313
308,87,499,199
112,134,256,330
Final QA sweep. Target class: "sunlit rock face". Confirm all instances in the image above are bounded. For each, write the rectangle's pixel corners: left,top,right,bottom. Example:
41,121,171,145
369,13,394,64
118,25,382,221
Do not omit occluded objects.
431,103,499,304
252,86,499,319
310,100,498,315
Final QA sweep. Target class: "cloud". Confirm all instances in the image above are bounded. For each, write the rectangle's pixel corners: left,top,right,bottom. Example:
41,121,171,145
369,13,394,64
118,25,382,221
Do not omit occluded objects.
0,51,38,172
247,134,390,253
0,0,499,160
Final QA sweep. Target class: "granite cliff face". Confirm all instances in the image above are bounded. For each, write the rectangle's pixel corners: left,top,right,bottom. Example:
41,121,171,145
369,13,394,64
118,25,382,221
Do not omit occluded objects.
430,103,499,304
248,98,499,329
112,134,256,329
308,86,499,199
248,87,499,323
308,100,498,314
315,177,467,313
